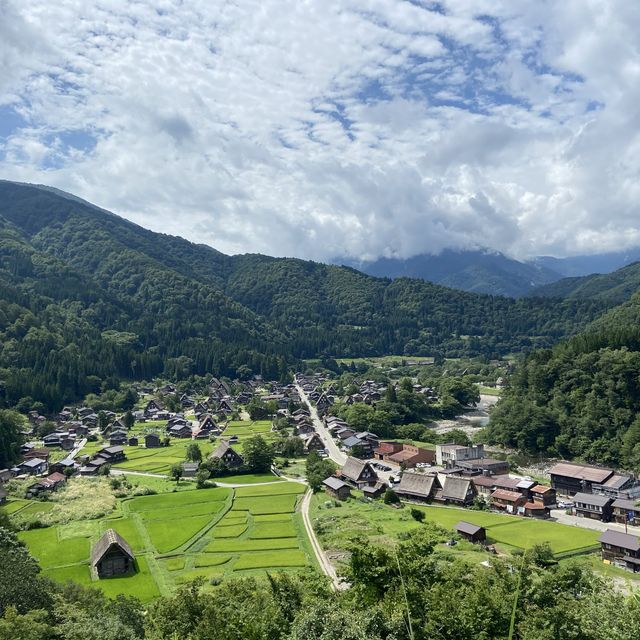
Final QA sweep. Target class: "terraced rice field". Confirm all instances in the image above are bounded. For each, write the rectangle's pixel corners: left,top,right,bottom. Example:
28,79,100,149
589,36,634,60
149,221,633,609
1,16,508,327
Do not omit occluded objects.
9,480,312,602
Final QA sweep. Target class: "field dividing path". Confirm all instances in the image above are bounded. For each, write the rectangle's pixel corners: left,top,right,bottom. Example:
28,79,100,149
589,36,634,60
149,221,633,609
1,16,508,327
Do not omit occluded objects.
301,489,345,591
295,383,346,466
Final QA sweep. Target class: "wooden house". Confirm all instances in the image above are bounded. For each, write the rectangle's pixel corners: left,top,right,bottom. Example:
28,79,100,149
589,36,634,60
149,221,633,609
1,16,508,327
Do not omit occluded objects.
18,458,48,476
182,462,200,478
303,433,324,452
362,482,386,499
322,476,351,500
598,529,640,572
338,457,378,489
611,499,640,526
211,441,244,467
92,529,135,578
395,471,441,502
490,489,526,514
436,475,477,506
573,492,614,522
145,433,162,448
455,521,486,543
530,484,556,507
549,462,614,496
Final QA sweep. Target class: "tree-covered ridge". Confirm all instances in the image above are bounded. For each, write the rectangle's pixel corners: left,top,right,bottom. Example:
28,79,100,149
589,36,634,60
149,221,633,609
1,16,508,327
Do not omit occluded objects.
0,180,614,411
529,260,640,304
487,326,640,467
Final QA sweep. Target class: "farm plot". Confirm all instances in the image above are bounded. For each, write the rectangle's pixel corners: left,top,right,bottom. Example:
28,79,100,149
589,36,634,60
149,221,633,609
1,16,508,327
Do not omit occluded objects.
128,487,229,512
232,495,299,515
12,479,314,600
222,420,277,444
80,438,214,475
311,496,600,558
19,527,91,568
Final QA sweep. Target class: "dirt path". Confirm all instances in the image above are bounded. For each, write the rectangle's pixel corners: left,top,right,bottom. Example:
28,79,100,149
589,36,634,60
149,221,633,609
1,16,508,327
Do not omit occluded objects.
300,489,345,591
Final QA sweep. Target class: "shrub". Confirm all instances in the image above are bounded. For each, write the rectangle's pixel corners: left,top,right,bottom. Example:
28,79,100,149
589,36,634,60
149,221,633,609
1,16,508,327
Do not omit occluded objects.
384,489,400,505
410,508,425,522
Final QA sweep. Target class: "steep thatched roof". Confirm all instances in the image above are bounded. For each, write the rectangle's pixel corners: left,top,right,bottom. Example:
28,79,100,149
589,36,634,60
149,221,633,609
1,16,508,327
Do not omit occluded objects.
91,529,134,566
441,475,474,501
396,471,440,498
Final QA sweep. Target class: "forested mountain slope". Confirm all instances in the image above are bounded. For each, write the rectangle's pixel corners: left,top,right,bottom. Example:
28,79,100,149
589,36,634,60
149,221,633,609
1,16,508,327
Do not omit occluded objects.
488,285,640,467
528,261,640,304
0,180,613,410
345,248,560,297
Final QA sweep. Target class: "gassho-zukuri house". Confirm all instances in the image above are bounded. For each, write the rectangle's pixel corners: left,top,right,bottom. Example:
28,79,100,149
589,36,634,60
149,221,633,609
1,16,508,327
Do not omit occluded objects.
91,529,135,578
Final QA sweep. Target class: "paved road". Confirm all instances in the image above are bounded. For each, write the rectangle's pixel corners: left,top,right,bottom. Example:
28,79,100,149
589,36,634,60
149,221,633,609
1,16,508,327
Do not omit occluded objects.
550,509,640,535
295,382,397,484
68,438,87,459
295,383,347,466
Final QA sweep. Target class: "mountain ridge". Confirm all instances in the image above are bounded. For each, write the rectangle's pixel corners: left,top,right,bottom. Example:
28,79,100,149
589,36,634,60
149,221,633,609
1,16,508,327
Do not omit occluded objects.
0,180,614,410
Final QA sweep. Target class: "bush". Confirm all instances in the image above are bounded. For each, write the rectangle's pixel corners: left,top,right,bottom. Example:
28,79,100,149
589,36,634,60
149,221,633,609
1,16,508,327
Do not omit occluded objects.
384,489,400,505
410,508,425,522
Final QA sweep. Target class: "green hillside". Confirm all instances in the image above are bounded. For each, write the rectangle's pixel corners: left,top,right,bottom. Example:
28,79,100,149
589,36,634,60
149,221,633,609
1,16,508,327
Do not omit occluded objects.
529,261,640,304
0,181,612,410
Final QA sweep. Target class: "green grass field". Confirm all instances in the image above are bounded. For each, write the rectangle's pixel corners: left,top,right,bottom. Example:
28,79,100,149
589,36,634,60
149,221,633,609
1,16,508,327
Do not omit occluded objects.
232,494,300,515
310,494,600,558
9,479,313,601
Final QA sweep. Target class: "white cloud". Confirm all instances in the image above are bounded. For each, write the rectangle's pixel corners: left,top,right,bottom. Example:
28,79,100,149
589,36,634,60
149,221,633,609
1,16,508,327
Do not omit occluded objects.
0,0,639,261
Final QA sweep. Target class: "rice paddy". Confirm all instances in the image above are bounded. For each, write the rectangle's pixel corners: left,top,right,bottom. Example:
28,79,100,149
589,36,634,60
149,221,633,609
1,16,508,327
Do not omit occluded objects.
8,479,311,602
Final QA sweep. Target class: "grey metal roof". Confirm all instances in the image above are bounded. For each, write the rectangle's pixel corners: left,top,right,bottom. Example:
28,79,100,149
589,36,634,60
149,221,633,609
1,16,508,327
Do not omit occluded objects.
573,492,613,507
612,498,640,511
598,529,640,552
455,521,484,536
323,476,349,491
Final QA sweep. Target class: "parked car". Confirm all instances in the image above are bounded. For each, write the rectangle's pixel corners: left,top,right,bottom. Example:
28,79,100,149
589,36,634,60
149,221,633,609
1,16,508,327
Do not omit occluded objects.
380,464,392,471
389,475,401,485
558,500,574,509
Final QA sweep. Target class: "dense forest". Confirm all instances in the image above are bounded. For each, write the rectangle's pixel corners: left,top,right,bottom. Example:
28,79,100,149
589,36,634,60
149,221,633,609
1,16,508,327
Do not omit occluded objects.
2,518,640,640
487,323,640,467
0,181,614,411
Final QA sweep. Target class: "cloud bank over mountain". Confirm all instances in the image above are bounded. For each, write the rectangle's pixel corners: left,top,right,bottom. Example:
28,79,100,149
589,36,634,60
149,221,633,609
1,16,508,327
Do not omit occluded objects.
1,0,639,261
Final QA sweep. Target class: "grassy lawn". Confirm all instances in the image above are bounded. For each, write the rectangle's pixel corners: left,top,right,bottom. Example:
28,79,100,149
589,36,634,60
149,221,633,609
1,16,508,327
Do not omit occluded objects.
127,487,229,512
250,521,298,539
1,499,31,514
477,385,502,396
145,515,214,553
221,420,278,445
101,517,147,553
11,479,314,600
235,482,305,497
44,564,93,586
81,437,215,475
205,538,300,552
310,495,600,557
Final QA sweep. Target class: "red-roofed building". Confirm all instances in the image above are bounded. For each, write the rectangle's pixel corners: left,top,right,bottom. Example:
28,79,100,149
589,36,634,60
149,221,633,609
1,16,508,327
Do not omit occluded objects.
374,442,434,468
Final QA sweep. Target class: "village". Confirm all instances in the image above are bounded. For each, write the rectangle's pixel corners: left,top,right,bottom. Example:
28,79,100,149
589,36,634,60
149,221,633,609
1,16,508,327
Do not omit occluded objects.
2,365,640,600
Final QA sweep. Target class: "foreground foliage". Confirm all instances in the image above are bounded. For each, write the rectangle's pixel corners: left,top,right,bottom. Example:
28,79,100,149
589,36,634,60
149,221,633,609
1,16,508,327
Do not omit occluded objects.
3,520,639,640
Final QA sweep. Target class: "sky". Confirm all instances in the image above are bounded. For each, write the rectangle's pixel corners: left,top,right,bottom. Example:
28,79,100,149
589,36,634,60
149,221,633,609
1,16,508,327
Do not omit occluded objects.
1,0,639,262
